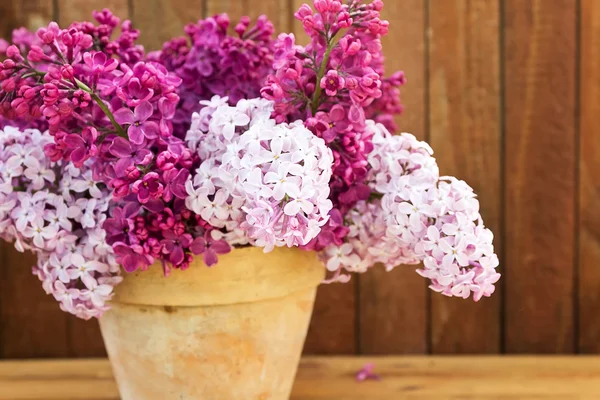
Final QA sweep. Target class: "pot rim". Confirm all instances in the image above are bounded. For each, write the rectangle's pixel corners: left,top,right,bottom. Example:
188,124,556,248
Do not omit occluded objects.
110,246,325,307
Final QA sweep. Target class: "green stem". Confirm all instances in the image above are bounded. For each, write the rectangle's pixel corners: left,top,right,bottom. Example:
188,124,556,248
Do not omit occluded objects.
75,78,127,138
21,70,46,80
311,39,336,115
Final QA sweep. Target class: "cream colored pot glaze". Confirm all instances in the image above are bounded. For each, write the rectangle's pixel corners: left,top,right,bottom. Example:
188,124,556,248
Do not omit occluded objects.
99,247,324,400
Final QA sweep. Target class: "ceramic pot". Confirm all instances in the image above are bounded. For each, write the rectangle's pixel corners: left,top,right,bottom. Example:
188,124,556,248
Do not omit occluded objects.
99,246,324,400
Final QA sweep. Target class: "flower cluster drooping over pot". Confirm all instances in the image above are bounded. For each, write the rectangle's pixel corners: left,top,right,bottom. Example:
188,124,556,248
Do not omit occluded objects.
0,1,500,319
0,126,120,319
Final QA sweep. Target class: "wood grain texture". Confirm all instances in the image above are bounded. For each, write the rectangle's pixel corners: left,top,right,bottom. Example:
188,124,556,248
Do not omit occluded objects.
357,0,428,355
2,357,600,399
0,0,69,359
0,248,69,359
0,0,15,360
428,0,502,354
131,0,205,51
10,0,54,31
503,0,577,353
578,0,600,353
56,0,129,25
56,0,131,359
0,1,17,40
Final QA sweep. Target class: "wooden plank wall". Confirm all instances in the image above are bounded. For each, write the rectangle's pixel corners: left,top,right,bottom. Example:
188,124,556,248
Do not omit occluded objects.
0,0,594,357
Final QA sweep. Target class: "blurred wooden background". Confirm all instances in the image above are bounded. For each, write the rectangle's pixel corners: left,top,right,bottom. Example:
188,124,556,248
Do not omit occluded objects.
0,0,597,357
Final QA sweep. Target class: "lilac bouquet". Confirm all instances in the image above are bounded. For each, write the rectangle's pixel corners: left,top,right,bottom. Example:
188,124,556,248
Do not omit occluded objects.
0,0,500,320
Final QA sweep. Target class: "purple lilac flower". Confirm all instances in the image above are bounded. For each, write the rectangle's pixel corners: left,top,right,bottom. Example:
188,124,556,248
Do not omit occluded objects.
108,136,153,172
162,168,189,202
160,228,193,266
131,172,164,204
63,127,98,167
152,14,276,137
113,101,159,145
103,202,141,244
113,243,153,272
189,231,231,267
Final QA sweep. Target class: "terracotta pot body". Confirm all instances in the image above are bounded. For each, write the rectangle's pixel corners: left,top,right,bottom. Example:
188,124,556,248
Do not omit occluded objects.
99,247,324,400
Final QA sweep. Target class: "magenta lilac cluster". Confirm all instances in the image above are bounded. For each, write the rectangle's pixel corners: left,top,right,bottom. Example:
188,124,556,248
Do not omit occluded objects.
150,13,276,137
260,0,405,250
0,10,215,274
0,1,500,320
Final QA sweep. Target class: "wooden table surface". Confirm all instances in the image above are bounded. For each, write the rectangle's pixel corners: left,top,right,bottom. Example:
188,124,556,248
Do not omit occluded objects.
1,356,599,399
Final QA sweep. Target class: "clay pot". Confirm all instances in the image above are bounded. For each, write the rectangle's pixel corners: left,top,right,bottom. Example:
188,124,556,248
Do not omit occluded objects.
99,247,324,400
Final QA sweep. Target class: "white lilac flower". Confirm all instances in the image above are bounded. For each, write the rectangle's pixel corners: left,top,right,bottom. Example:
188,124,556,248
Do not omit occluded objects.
185,97,334,250
318,121,500,301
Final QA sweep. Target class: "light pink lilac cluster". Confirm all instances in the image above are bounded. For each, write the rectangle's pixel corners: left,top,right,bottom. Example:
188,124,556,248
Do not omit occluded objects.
186,97,334,251
151,14,276,138
320,122,500,300
0,126,120,318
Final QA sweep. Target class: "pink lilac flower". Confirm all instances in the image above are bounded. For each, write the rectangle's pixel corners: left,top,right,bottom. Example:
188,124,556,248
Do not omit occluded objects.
185,97,334,251
318,121,500,300
0,126,122,320
131,172,164,204
320,70,345,96
356,363,381,382
0,12,200,282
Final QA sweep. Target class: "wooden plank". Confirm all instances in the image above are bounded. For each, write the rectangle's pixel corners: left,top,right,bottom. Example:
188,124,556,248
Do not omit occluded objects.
2,357,600,399
0,247,70,358
57,0,130,25
294,356,600,399
0,0,70,359
11,0,54,31
303,283,356,354
131,0,205,51
0,359,117,400
503,0,577,353
206,0,292,33
579,0,600,353
357,0,428,355
56,0,131,359
0,0,16,360
0,1,17,40
428,0,502,353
